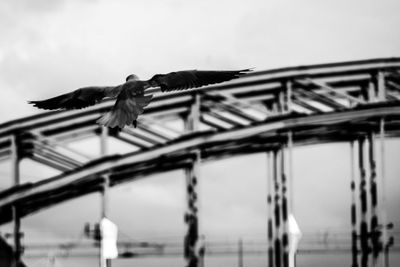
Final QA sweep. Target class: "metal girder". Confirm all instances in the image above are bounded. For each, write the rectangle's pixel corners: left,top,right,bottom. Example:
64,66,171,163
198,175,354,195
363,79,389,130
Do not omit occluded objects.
291,98,323,113
293,81,348,110
31,140,84,167
121,127,164,146
0,58,398,267
0,58,399,233
0,58,398,141
203,98,259,123
35,134,93,162
200,115,230,131
1,103,400,222
303,78,365,105
204,91,270,118
201,109,244,128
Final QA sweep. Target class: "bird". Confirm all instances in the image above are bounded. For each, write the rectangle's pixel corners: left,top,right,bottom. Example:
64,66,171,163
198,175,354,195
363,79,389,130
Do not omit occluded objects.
29,69,252,128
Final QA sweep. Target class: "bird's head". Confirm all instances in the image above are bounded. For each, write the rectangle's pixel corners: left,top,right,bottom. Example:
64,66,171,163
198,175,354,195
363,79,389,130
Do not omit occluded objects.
126,74,139,82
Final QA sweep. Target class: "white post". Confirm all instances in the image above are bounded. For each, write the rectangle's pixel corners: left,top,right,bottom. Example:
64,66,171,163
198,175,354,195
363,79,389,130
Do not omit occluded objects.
288,214,302,267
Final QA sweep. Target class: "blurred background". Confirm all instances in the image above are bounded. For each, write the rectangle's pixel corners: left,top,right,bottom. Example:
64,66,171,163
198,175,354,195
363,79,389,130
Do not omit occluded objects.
0,0,399,266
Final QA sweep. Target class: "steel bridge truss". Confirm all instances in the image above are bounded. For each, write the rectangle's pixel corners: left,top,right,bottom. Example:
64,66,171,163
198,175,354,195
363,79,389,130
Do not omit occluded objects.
1,58,400,267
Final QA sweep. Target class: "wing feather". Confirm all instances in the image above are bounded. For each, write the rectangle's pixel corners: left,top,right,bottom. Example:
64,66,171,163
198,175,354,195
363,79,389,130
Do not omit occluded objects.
148,69,251,92
28,86,118,110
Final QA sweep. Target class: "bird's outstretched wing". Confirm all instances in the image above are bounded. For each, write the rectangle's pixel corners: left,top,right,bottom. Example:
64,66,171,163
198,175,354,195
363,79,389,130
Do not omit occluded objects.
28,86,120,110
96,88,153,128
148,69,252,92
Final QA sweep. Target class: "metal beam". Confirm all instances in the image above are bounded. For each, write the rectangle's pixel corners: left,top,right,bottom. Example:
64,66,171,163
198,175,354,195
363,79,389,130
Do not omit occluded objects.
379,119,389,267
367,133,380,267
184,93,201,267
350,141,359,267
32,132,93,162
1,104,400,210
377,72,386,101
140,117,183,138
200,115,229,131
273,149,282,267
294,84,348,110
10,135,21,267
203,98,259,123
205,91,270,118
30,154,72,172
292,98,323,113
32,140,83,168
135,123,172,142
280,147,289,267
267,151,274,267
121,127,163,146
358,137,369,267
204,110,245,128
304,78,365,105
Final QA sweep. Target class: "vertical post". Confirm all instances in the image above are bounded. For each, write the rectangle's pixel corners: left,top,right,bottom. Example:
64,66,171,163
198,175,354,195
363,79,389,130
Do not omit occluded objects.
379,119,388,267
376,72,386,101
100,126,109,219
273,149,282,267
350,141,359,267
100,126,110,267
184,93,201,267
281,147,289,267
367,77,376,103
100,126,109,157
358,137,369,267
285,81,293,114
11,135,21,267
287,132,294,214
267,152,274,267
278,89,285,114
287,132,298,267
368,133,380,267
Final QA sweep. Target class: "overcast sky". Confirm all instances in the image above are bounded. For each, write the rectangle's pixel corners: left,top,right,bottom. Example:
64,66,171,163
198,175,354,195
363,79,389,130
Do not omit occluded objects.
0,0,400,263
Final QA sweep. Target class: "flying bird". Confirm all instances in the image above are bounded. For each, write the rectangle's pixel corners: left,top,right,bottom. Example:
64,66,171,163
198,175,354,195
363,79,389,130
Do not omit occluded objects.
29,69,251,128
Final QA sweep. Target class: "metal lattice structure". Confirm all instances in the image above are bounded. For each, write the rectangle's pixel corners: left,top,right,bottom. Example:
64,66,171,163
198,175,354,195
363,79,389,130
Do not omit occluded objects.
1,57,400,267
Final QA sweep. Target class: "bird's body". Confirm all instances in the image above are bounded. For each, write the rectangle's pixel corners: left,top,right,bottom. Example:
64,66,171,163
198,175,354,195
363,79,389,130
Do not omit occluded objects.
29,69,251,128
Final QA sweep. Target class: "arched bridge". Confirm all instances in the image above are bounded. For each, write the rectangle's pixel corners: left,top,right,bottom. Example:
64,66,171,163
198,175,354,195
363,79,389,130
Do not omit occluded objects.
1,58,400,267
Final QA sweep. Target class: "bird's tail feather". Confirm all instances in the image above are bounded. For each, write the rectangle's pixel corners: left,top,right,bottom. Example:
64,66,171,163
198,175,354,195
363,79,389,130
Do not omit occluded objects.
96,95,152,128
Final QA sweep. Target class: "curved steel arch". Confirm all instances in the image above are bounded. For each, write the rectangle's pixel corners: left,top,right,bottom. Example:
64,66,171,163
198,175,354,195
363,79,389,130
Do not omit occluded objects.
1,102,400,223
1,58,400,266
0,57,400,221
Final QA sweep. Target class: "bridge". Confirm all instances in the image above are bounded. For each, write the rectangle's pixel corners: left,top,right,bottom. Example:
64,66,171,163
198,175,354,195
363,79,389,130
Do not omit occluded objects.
1,57,400,267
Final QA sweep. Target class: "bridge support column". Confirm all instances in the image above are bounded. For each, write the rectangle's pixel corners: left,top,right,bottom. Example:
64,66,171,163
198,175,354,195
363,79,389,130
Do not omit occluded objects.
368,133,380,267
269,145,291,267
272,149,283,267
280,147,289,267
358,135,386,267
267,151,274,267
184,93,201,267
379,119,390,267
352,130,387,267
350,141,359,267
10,134,21,267
184,153,200,267
358,136,370,267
